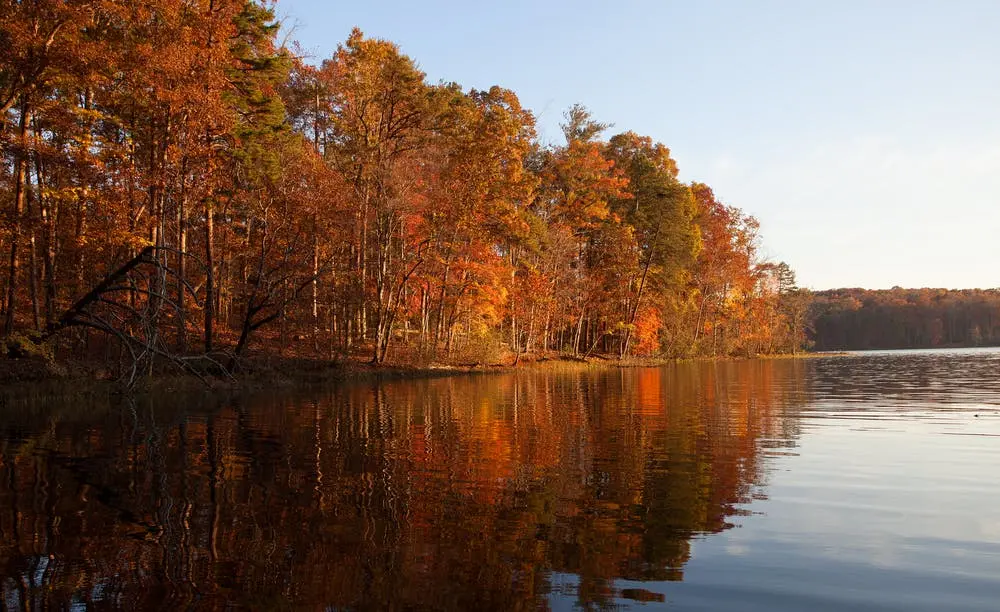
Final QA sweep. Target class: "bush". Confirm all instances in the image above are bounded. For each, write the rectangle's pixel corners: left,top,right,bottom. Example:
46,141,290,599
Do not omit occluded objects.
454,325,507,365
5,331,55,362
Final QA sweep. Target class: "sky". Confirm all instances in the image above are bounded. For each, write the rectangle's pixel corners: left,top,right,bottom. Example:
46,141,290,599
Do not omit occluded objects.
275,0,1000,290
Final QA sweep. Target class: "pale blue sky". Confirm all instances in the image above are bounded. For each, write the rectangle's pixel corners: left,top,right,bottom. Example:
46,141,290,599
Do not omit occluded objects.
277,0,1000,290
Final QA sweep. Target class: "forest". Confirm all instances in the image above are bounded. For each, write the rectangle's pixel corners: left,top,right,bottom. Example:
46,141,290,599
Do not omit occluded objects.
1,0,808,382
809,288,1000,350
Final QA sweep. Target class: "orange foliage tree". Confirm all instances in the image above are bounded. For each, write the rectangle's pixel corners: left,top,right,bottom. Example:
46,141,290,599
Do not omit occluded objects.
0,11,805,377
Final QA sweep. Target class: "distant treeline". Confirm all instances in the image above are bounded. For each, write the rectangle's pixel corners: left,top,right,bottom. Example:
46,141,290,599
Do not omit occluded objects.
809,288,1000,350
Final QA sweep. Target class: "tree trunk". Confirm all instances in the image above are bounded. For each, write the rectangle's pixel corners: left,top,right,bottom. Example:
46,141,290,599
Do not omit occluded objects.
526,305,536,353
434,255,452,354
204,198,215,352
622,240,657,358
177,166,188,352
4,102,31,335
358,189,369,341
312,213,320,351
26,185,40,331
36,141,57,326
573,309,585,356
542,309,551,353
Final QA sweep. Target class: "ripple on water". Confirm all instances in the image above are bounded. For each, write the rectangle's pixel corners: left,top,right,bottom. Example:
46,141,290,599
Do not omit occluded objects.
0,348,998,610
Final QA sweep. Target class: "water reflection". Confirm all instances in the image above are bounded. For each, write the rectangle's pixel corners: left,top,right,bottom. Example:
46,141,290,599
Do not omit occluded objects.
0,361,811,610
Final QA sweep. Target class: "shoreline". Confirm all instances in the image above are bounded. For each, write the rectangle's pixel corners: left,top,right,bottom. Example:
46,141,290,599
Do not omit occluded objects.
0,350,845,398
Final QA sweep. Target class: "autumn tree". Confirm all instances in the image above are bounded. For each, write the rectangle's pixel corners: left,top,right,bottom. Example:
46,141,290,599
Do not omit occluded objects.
0,0,99,334
416,86,537,360
605,132,699,356
770,262,811,353
2,9,809,373
316,29,448,362
536,105,628,355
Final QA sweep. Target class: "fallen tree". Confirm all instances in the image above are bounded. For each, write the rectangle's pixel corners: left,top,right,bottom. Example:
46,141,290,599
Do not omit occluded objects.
32,246,233,388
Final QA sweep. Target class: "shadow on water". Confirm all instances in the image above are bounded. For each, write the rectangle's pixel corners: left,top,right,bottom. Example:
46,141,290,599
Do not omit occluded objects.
0,360,813,610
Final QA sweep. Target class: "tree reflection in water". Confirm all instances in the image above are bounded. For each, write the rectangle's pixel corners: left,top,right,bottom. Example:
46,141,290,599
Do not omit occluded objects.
0,360,810,610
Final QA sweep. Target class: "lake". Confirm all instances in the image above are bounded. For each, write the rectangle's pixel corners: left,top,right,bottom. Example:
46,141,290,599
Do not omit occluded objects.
1,348,999,610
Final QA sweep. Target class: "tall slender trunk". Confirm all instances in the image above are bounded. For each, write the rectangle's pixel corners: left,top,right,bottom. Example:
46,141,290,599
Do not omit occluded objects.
526,305,536,353
434,255,453,352
542,309,551,353
692,288,707,345
5,101,31,335
203,0,217,353
419,284,429,350
176,167,188,352
73,190,87,300
312,213,319,350
26,183,40,331
622,221,661,358
433,233,457,353
204,197,214,352
218,228,229,325
35,139,57,326
573,308,585,356
358,189,368,341
511,312,519,357
312,92,322,352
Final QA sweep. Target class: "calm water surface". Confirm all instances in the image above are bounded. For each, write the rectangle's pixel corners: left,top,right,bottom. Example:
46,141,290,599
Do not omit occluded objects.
1,348,999,610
